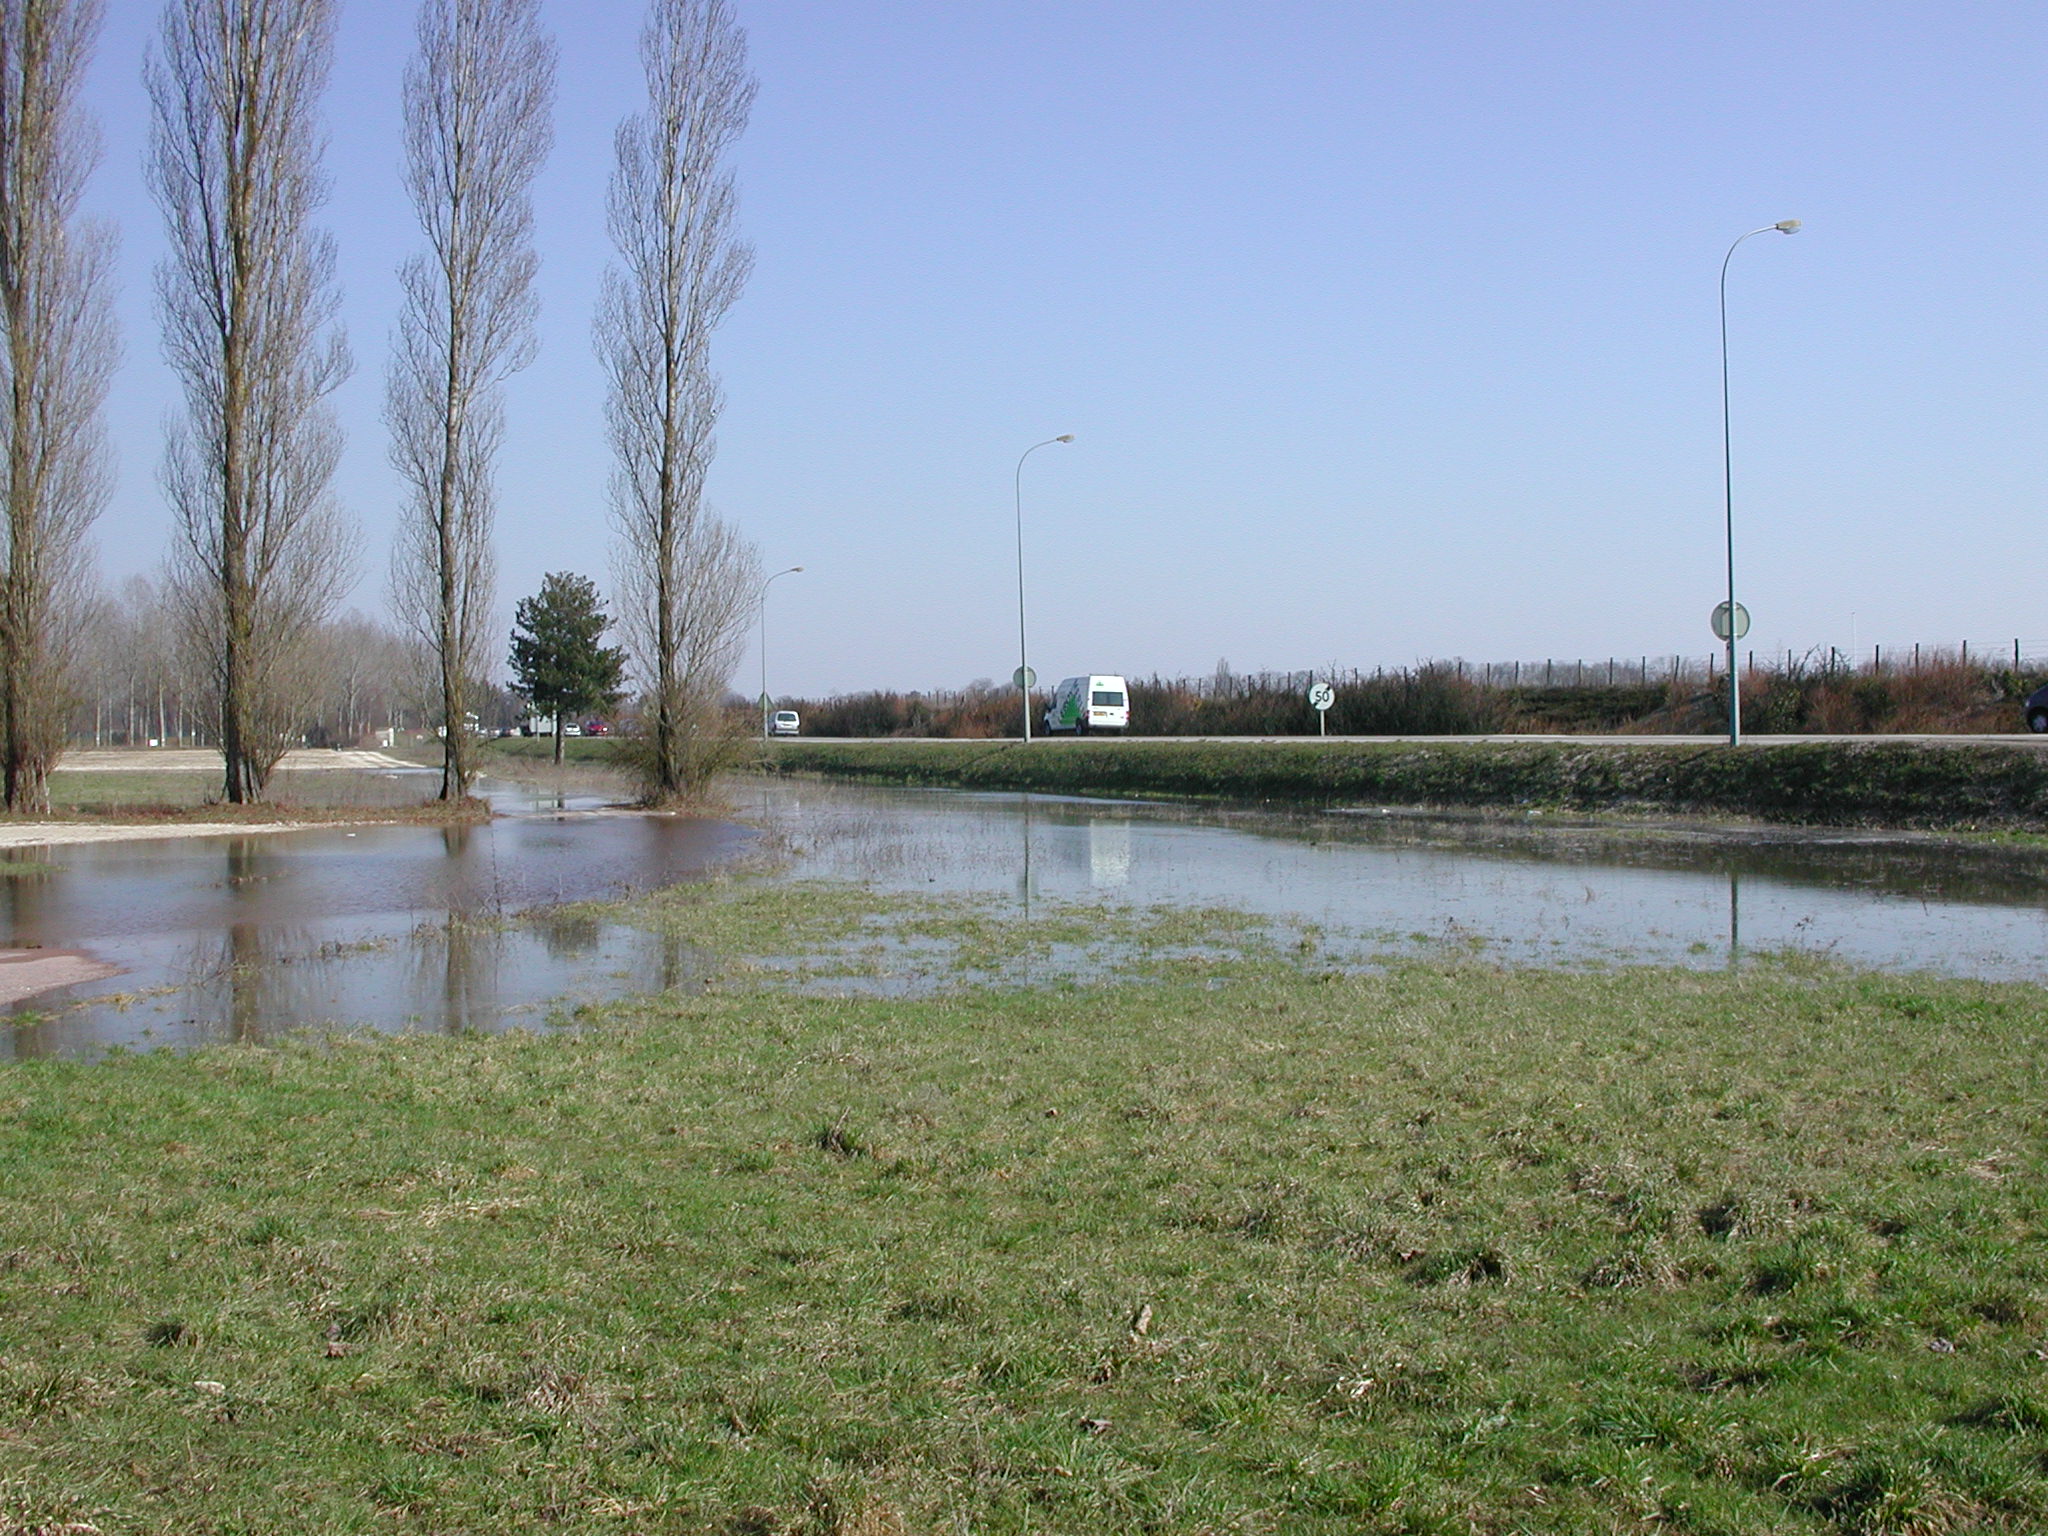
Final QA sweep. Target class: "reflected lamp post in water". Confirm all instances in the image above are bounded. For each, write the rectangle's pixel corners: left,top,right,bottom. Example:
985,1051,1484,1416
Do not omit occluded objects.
1719,219,1800,746
759,566,804,741
1014,435,1074,743
1727,869,1743,973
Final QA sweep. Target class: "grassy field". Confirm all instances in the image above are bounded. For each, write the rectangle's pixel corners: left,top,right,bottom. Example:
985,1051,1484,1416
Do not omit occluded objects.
761,737,2048,831
33,766,472,820
481,735,632,766
4,877,2047,1533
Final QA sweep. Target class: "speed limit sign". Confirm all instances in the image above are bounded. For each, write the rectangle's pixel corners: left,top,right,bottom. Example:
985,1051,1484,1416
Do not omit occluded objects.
1308,680,1335,736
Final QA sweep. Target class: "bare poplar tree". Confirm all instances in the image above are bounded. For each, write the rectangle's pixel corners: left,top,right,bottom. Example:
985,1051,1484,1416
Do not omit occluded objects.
597,0,759,804
388,0,553,802
0,0,116,812
147,0,353,804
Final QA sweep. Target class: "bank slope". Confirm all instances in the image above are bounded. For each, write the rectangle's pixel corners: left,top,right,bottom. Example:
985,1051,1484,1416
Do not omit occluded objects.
760,738,2048,830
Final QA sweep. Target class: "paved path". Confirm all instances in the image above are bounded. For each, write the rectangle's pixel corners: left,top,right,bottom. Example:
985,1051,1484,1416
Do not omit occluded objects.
0,947,122,1004
0,819,318,850
57,748,422,773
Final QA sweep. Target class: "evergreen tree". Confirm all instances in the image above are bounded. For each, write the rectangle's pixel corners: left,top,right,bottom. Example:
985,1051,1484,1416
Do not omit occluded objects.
508,572,625,763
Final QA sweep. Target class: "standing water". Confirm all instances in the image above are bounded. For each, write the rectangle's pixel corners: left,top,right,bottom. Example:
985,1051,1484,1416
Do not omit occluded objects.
755,781,2048,980
1,777,755,1060
7,775,2048,1059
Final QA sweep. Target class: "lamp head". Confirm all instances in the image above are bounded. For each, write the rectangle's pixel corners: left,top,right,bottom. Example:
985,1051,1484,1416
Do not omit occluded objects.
1774,219,1801,234
1055,434,1075,443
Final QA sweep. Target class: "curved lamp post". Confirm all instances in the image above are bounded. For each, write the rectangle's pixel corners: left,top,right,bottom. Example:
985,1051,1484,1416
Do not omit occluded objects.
1014,435,1074,742
1720,219,1800,746
759,565,803,740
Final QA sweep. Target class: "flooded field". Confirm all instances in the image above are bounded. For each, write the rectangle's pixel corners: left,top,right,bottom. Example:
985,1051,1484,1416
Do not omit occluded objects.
1,771,753,1059
6,773,2048,1058
764,782,2048,975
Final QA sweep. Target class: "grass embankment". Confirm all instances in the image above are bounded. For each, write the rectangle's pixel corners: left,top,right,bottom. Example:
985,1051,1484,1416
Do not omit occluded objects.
481,735,629,766
762,737,2048,830
5,879,2048,1533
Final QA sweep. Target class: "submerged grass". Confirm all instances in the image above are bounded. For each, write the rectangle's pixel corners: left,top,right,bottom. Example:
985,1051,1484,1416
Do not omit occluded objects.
4,872,2048,1532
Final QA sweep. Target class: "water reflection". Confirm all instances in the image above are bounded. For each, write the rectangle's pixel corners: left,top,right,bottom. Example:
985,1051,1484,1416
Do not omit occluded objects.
1728,870,1742,972
9,776,2048,1061
765,783,2048,981
1,800,750,1059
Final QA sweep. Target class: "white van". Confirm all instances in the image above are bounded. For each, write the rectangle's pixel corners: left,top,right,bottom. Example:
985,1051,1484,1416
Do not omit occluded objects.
1044,674,1130,735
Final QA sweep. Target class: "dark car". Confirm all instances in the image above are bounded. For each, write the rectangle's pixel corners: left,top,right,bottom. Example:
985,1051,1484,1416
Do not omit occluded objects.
2026,685,2048,733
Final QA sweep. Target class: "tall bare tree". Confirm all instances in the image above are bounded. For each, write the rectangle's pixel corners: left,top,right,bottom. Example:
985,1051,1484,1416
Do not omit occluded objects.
597,0,758,804
0,0,115,812
147,0,353,804
388,0,553,802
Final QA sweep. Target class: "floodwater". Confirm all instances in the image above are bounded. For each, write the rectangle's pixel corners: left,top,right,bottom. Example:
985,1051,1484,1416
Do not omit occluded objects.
757,782,2048,978
7,773,2048,1059
0,773,753,1060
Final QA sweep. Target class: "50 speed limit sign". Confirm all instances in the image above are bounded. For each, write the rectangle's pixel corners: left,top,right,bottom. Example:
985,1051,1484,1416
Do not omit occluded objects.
1308,680,1335,736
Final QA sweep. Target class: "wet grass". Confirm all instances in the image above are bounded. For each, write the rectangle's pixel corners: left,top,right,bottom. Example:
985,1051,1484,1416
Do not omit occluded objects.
4,877,2048,1533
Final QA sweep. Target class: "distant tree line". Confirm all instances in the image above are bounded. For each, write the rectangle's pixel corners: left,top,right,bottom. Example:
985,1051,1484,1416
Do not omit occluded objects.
66,575,530,750
0,0,762,808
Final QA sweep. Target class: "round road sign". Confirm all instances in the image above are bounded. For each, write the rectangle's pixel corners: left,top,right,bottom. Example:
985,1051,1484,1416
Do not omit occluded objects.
1710,601,1751,641
1308,681,1335,712
1013,665,1037,689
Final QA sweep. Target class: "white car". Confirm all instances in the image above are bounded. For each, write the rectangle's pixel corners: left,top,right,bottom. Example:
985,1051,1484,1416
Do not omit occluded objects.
769,709,801,737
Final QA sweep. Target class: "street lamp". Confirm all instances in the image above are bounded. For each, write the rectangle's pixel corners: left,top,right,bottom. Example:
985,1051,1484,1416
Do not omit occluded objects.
1719,219,1799,746
759,565,803,740
1014,434,1074,743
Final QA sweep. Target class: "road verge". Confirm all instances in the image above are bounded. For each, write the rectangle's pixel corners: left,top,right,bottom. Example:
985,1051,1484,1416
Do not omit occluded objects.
758,737,2048,830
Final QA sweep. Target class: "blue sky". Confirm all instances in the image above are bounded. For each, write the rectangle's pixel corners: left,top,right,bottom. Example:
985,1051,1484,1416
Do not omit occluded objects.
78,1,2048,695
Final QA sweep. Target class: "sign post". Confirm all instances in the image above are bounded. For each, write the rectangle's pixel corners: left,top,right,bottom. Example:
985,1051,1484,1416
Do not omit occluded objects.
1307,680,1335,737
1013,666,1036,741
1711,601,1751,747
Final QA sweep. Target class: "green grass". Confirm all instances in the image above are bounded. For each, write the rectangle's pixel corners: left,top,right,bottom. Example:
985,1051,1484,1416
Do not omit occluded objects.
30,767,480,822
480,735,630,766
4,878,2048,1532
761,737,2048,831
